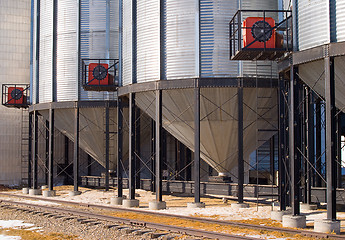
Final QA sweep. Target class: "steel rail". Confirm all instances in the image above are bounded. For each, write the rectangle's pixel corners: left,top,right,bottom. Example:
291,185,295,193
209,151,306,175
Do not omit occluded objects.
0,199,253,240
0,192,344,239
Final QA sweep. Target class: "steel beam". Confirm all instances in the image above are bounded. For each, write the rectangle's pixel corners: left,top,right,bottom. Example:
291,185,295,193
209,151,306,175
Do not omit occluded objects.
278,77,286,211
28,112,33,188
73,107,79,192
48,108,54,191
45,120,49,185
270,136,275,185
117,97,123,197
155,90,163,202
336,114,342,188
307,89,314,204
289,66,301,215
105,104,110,191
325,57,337,221
32,111,38,189
129,92,136,199
238,84,244,203
135,107,141,189
151,119,156,192
194,87,201,203
315,98,322,187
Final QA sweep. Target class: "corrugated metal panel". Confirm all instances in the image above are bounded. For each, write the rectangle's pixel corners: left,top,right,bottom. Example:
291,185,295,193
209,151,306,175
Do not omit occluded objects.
0,0,31,185
56,0,78,102
121,0,132,86
39,0,53,103
240,0,278,78
32,0,38,104
79,0,118,101
335,0,345,42
165,0,198,79
297,0,330,51
200,0,239,77
136,0,160,83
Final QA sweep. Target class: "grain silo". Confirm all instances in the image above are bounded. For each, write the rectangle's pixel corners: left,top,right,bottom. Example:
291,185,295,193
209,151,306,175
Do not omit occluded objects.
0,0,31,185
118,0,280,208
29,0,125,195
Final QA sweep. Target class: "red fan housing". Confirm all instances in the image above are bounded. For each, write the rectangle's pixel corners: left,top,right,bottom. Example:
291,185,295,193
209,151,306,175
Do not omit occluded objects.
88,63,110,85
243,17,276,49
8,87,24,105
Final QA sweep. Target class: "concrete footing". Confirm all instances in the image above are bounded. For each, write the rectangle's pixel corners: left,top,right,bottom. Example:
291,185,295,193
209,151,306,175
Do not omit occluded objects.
149,201,166,210
314,219,340,234
300,203,318,211
22,188,29,194
122,199,139,208
110,197,123,205
43,190,56,197
282,215,306,228
271,210,289,221
187,202,205,208
68,191,81,197
41,185,48,190
29,189,41,196
231,203,249,209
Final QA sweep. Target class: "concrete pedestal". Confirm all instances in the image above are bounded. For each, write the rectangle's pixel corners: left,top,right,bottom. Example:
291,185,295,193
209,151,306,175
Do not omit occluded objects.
43,190,56,197
282,215,306,228
122,199,139,208
149,201,166,210
29,189,41,196
110,197,123,205
41,185,48,190
300,203,317,211
271,210,288,221
68,191,81,196
187,202,205,208
231,203,249,209
314,219,340,234
22,188,29,194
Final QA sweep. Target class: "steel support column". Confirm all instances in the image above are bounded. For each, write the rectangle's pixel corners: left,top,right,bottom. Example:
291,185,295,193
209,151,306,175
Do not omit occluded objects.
28,112,33,188
32,111,38,189
135,107,141,189
336,114,342,188
129,92,136,200
155,90,163,202
238,85,244,203
290,66,301,215
45,120,49,185
306,89,314,204
151,119,156,192
48,108,54,191
194,86,201,204
105,104,110,191
117,97,123,198
315,98,322,187
278,76,286,211
270,136,275,185
325,57,337,221
73,107,79,192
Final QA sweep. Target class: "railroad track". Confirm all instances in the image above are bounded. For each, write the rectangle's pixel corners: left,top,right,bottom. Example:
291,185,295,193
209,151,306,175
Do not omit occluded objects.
0,192,344,239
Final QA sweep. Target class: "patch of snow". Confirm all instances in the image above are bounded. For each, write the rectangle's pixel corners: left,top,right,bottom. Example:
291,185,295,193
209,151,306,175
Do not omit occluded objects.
0,235,21,240
0,220,34,229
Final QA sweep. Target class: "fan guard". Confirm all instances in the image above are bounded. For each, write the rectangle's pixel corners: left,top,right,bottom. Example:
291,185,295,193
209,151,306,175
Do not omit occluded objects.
251,20,273,42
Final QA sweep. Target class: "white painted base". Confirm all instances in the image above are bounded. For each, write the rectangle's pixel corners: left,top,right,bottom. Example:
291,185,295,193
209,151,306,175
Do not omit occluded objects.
271,210,288,221
68,191,81,196
43,190,56,197
231,203,249,209
187,202,205,208
282,215,306,228
110,197,123,205
22,188,29,194
122,199,139,208
29,189,41,196
314,219,340,234
41,185,48,190
149,201,166,210
300,203,317,211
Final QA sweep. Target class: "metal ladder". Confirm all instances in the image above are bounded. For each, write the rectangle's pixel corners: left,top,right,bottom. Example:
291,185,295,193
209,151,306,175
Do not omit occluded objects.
20,108,30,185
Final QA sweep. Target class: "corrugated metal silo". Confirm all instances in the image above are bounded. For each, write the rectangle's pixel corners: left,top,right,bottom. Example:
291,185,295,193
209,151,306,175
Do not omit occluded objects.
123,0,278,176
32,0,121,171
0,0,31,185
